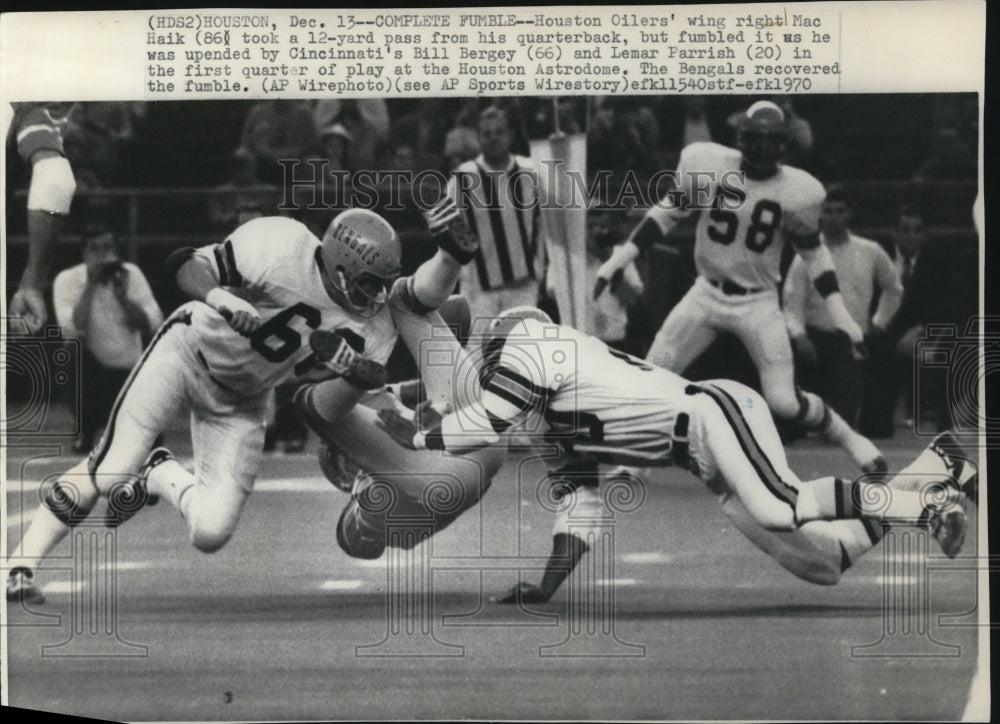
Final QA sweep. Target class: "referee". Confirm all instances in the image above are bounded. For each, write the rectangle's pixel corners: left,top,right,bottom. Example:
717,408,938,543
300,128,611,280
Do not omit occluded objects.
447,106,552,322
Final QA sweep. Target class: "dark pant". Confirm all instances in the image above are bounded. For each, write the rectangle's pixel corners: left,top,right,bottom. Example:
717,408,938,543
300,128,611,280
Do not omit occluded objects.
78,348,131,446
797,326,866,428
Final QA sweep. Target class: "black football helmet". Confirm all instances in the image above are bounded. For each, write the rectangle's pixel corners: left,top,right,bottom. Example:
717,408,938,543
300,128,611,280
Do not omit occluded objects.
737,100,789,178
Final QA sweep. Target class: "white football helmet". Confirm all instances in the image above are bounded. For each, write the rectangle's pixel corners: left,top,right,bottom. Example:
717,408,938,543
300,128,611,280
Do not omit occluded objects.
321,209,402,317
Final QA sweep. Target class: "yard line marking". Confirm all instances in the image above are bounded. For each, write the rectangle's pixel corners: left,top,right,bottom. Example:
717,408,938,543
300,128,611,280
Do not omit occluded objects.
622,552,673,564
320,579,363,591
597,578,637,586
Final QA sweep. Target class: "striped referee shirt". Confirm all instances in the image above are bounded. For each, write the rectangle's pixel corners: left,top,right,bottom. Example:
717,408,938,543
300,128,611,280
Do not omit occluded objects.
448,154,548,292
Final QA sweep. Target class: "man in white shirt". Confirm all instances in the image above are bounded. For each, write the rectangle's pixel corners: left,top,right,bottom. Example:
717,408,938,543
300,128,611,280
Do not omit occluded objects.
53,226,164,451
783,184,903,427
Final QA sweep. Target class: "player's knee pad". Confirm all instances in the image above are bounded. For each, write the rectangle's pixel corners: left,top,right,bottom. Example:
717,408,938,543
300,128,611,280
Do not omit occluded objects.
27,156,76,214
42,477,98,527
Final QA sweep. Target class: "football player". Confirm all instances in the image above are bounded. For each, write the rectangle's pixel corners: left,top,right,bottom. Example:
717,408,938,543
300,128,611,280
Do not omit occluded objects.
595,100,884,474
376,307,973,602
6,200,477,603
294,311,509,560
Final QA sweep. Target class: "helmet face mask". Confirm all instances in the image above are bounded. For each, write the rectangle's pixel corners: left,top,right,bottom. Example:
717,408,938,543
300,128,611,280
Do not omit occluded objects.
322,209,402,318
737,101,789,177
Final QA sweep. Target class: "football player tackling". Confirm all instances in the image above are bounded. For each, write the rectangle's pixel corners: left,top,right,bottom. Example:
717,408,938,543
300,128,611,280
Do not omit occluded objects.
6,200,478,603
596,100,884,473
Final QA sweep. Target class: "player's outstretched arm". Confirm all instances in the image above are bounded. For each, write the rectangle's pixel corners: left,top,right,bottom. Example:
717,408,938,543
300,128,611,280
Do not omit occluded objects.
172,252,260,336
594,212,674,299
794,241,866,355
11,150,77,333
403,196,482,313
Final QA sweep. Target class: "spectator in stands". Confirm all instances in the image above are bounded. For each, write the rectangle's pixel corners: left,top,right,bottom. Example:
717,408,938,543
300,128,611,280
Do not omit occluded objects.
589,97,660,180
312,122,353,200
239,100,318,185
447,105,552,321
208,149,280,233
390,141,420,174
62,102,136,187
442,127,479,171
53,225,163,452
859,204,955,436
783,184,903,427
313,99,390,172
912,125,977,182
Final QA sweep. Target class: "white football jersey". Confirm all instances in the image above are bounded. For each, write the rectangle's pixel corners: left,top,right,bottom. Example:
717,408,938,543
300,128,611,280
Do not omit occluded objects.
188,216,397,396
473,319,692,466
649,142,825,290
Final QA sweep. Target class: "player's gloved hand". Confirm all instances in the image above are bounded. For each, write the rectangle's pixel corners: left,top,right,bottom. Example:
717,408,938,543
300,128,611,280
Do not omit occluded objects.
309,329,388,390
422,196,479,264
593,268,624,300
8,286,47,334
375,408,420,450
206,287,260,336
790,334,819,367
493,581,551,604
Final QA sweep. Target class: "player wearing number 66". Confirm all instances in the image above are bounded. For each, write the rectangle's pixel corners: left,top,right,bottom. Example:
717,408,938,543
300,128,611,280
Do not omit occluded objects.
595,100,884,475
7,204,477,604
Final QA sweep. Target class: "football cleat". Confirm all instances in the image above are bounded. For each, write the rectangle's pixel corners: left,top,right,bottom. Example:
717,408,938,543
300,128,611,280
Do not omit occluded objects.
929,431,979,504
309,329,388,390
493,580,551,605
6,566,45,604
105,448,168,528
926,502,968,558
336,497,387,560
422,196,479,264
318,444,361,494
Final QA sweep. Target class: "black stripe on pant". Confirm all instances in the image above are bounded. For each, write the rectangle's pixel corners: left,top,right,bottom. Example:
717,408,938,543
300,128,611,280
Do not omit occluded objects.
88,310,192,478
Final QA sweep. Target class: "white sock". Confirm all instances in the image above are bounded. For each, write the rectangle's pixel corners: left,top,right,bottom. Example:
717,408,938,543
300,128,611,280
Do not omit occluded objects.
146,458,196,519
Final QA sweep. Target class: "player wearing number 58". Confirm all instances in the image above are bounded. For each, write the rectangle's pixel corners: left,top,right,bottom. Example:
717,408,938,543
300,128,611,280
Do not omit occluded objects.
596,100,884,475
7,201,478,604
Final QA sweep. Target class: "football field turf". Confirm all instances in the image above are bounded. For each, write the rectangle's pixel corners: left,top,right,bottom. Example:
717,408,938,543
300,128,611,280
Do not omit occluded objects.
4,434,983,720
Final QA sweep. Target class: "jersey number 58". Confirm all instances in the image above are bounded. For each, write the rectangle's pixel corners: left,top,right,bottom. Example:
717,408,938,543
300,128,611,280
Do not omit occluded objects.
707,199,782,253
